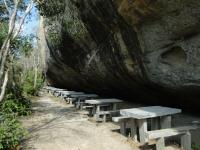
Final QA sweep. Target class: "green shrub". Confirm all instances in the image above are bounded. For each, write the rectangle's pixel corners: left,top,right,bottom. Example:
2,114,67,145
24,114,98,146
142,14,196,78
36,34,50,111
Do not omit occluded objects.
192,143,200,150
1,93,31,116
0,22,8,46
0,113,27,150
22,71,36,95
0,93,31,150
22,71,44,96
1,99,31,116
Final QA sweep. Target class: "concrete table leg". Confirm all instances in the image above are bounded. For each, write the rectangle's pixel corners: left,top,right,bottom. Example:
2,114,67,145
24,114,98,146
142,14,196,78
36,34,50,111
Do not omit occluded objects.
156,137,165,150
138,119,148,144
120,121,127,135
113,103,117,111
75,99,80,109
89,107,93,117
91,105,96,116
80,103,83,110
96,105,100,112
181,131,191,150
130,119,137,141
66,98,70,104
160,116,171,129
151,117,160,130
94,105,100,120
79,99,85,110
103,114,107,123
69,98,73,105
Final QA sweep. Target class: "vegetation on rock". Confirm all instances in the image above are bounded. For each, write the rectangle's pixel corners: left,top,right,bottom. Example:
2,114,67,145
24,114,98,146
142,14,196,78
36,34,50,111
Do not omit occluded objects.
36,0,65,16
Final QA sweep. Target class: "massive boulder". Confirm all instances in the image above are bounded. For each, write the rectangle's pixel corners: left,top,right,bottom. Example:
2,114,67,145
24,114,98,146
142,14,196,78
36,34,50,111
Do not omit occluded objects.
39,0,200,109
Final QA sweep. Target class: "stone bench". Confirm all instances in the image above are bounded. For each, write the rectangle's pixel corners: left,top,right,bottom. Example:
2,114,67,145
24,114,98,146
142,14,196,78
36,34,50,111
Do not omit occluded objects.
82,105,94,109
112,116,137,138
75,101,88,109
54,92,61,97
82,105,94,116
146,125,199,150
96,110,120,122
82,104,108,109
65,98,76,104
112,116,131,122
83,104,112,116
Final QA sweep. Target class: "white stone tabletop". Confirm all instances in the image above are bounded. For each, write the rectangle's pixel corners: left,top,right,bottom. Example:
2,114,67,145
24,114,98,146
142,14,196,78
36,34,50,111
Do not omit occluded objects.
69,94,98,98
120,106,181,119
85,98,123,104
61,91,84,95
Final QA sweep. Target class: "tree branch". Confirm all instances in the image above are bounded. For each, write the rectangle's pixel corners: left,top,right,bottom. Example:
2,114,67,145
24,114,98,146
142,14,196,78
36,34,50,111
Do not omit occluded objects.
13,0,34,39
0,70,8,102
0,0,19,73
0,0,19,55
3,0,9,13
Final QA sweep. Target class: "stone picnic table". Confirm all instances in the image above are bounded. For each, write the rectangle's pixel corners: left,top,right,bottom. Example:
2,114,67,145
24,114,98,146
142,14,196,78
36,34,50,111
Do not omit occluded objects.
119,106,182,144
85,99,123,118
59,91,85,98
48,88,66,94
53,90,72,97
65,94,99,106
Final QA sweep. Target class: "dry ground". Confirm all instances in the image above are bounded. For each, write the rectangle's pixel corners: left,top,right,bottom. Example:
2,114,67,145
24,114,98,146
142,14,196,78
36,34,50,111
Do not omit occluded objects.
20,93,200,150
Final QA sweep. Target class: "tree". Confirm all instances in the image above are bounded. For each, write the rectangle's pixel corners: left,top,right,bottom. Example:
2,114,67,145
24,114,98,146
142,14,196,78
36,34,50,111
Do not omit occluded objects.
0,0,34,101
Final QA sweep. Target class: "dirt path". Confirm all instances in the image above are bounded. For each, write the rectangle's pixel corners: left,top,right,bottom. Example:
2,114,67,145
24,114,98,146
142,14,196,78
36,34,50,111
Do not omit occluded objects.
20,95,137,150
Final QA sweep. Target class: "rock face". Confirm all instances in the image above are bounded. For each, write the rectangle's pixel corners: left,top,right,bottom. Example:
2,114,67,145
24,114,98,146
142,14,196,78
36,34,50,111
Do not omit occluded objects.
40,0,200,109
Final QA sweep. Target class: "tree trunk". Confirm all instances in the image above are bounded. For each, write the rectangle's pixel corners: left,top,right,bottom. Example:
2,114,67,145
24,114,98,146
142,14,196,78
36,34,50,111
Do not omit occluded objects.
0,70,8,102
34,67,38,89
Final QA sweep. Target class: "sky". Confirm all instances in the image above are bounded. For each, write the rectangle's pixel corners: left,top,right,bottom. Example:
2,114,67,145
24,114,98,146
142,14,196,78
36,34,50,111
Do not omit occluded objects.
18,5,39,47
22,5,39,36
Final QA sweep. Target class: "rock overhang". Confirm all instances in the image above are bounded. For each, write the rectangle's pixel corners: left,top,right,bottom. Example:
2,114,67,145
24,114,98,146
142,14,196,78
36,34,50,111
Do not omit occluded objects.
38,0,200,110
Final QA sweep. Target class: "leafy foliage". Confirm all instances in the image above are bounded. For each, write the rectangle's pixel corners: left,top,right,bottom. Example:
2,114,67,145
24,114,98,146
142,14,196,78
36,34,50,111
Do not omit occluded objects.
0,22,8,46
11,35,35,58
1,93,31,116
22,70,44,96
0,92,31,150
0,1,8,20
0,59,44,150
0,0,33,26
0,69,44,150
36,0,65,16
192,143,200,150
0,113,27,150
